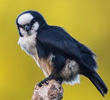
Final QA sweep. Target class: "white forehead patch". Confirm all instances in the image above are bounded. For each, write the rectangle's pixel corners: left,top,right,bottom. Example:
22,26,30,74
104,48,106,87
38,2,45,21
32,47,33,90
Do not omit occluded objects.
18,13,33,25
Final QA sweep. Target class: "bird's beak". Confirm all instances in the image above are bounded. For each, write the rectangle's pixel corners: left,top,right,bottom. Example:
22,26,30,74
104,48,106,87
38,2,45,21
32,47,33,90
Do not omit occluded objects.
25,25,31,32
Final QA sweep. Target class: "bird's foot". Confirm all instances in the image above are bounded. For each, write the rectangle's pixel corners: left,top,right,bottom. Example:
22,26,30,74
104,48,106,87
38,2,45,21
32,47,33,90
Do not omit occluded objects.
55,77,63,84
38,76,53,87
38,76,63,87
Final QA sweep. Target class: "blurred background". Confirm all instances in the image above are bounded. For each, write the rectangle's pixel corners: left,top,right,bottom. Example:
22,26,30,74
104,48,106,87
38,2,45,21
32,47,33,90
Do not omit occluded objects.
0,0,110,100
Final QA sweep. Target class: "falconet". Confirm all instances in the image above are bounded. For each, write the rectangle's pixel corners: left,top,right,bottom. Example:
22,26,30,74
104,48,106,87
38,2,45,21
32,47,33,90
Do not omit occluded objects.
16,10,108,96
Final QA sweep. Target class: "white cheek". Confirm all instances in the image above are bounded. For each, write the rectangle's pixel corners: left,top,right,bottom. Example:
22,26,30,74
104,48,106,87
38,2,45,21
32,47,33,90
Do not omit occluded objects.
20,28,28,36
31,22,39,32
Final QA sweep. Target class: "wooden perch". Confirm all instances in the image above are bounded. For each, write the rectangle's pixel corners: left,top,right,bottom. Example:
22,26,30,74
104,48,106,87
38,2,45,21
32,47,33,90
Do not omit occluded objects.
31,79,64,100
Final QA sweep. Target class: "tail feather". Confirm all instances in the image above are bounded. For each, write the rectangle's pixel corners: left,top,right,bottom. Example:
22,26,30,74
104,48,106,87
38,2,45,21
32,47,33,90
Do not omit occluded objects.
84,71,108,96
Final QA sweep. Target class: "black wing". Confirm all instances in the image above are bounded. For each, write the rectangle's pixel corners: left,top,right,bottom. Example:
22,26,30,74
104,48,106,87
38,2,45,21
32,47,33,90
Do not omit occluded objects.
72,39,97,69
37,26,94,72
37,26,108,96
38,26,81,61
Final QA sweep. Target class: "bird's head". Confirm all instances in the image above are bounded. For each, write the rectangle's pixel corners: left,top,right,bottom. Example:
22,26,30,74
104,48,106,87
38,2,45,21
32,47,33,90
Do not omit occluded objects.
16,10,47,37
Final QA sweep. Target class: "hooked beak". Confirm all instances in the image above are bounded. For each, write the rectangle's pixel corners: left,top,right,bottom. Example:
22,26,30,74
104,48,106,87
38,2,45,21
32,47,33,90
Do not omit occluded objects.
25,25,31,32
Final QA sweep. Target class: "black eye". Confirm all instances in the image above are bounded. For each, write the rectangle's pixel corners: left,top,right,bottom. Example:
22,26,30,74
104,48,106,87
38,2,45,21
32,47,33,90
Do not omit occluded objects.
32,19,36,22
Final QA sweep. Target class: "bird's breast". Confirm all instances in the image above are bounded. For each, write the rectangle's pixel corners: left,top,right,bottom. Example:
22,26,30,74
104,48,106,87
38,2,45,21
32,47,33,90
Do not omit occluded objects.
18,33,54,77
18,35,80,84
18,33,37,55
32,53,54,77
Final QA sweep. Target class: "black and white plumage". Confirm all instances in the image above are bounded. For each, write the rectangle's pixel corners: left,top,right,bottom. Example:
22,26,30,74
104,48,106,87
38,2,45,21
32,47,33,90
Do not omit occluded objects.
16,10,108,96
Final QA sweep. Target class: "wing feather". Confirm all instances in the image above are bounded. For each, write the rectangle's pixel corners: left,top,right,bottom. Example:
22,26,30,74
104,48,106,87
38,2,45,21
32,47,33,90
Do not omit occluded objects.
37,26,95,72
37,26,81,61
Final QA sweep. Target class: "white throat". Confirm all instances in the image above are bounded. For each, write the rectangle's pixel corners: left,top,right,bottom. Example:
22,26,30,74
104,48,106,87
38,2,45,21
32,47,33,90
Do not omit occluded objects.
18,32,37,55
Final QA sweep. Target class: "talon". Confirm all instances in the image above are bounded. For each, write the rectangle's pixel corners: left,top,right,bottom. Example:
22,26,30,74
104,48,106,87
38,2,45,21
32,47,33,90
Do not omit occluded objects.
38,83,42,87
55,77,63,84
45,81,49,85
58,80,63,84
38,75,54,87
38,82,43,87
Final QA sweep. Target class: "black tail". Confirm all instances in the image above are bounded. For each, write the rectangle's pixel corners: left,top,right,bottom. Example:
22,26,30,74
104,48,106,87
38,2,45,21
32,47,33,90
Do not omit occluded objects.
84,71,108,96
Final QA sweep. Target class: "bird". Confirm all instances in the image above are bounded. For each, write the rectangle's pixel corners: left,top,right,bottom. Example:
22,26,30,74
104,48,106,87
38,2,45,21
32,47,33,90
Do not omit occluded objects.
16,10,108,96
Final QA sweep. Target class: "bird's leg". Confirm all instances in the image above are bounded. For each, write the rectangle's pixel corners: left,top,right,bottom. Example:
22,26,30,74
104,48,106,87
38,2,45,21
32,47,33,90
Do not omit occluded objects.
38,69,56,87
38,69,63,87
38,74,54,87
54,76,63,84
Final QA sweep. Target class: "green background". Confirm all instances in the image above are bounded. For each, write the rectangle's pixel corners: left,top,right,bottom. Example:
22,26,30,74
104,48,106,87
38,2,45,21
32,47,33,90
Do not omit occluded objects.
0,0,110,100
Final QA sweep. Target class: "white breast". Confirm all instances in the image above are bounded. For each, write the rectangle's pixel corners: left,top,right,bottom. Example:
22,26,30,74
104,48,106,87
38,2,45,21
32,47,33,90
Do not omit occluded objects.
18,33,54,77
18,32,42,69
18,32,37,55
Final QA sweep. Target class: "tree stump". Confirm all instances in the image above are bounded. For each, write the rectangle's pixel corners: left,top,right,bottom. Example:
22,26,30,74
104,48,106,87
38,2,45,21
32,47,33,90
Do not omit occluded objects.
31,79,64,100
